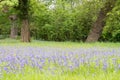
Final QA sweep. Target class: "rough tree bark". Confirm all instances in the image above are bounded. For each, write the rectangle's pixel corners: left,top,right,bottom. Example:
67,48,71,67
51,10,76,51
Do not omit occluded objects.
21,19,30,42
9,15,18,39
18,0,30,42
86,0,117,42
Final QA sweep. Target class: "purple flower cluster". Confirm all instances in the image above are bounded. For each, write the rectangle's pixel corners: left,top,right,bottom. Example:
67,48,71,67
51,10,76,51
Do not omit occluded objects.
0,46,120,74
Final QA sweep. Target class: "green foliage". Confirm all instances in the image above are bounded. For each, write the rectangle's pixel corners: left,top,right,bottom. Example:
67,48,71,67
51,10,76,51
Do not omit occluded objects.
0,0,20,39
17,0,29,19
0,0,120,42
0,11,10,38
30,0,102,42
101,0,120,42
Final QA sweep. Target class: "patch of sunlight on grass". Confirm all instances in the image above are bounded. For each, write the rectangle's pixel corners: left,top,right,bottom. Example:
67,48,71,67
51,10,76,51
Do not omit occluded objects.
0,38,120,48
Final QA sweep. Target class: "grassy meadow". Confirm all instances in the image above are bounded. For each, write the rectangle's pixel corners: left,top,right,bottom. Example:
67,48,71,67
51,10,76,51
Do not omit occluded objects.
0,39,120,80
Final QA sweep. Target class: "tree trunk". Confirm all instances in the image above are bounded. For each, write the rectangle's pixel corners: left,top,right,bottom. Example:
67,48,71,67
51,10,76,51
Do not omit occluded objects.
86,0,116,42
9,15,18,39
10,22,18,39
21,19,30,42
18,0,31,42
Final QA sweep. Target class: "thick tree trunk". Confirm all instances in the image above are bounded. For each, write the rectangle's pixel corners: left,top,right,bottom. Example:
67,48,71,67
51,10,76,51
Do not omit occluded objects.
86,10,106,42
86,0,116,42
18,0,31,42
21,19,30,42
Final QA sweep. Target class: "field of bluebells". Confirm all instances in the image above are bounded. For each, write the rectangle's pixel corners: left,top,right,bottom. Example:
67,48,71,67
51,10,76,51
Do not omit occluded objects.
0,41,120,80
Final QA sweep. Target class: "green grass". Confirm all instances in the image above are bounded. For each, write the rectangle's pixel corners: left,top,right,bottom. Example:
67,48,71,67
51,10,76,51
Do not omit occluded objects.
0,38,120,80
0,38,120,48
3,73,120,80
2,66,120,80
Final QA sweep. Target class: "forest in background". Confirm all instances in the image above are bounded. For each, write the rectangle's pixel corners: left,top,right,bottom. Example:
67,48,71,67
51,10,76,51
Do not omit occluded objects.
0,0,120,42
